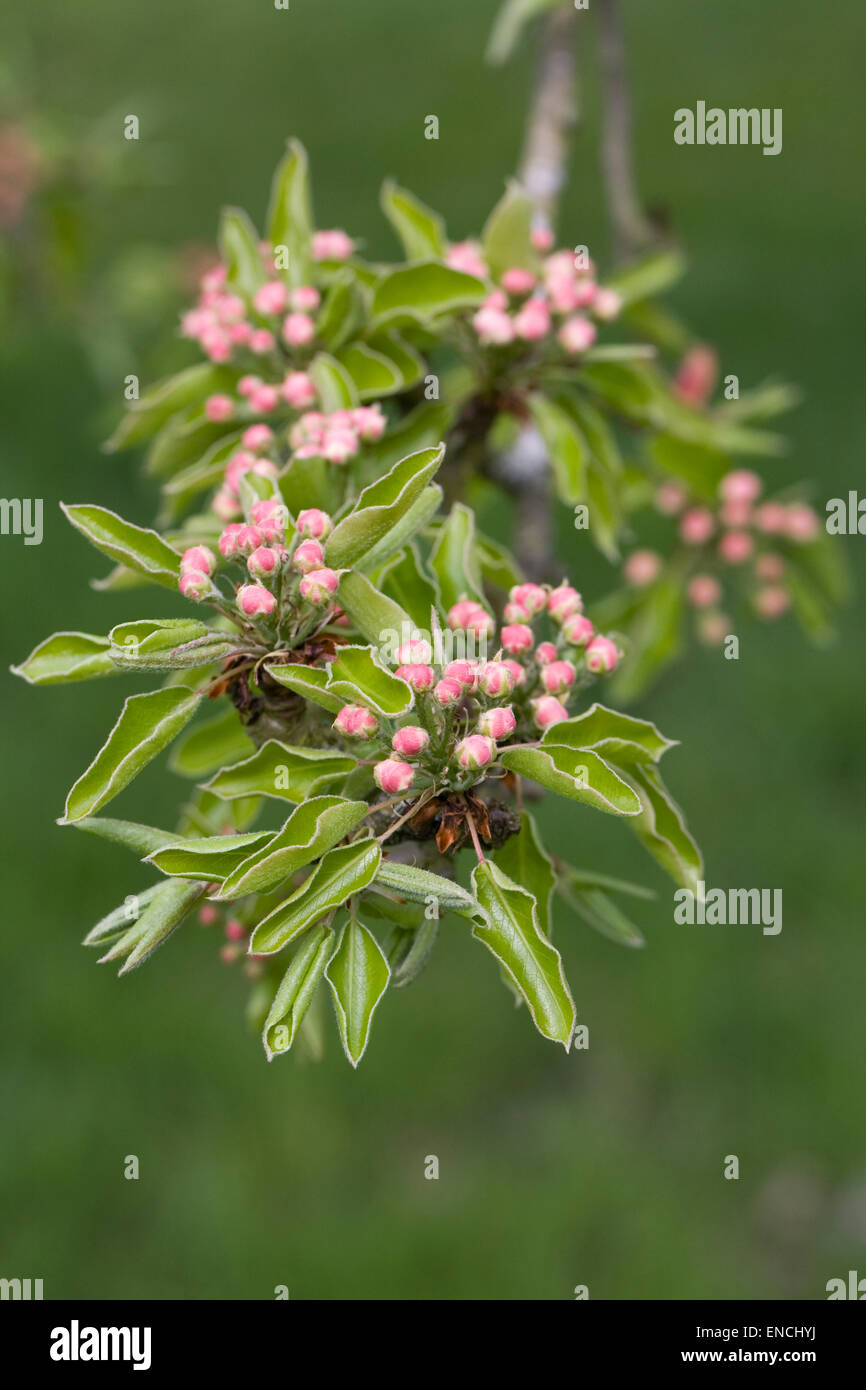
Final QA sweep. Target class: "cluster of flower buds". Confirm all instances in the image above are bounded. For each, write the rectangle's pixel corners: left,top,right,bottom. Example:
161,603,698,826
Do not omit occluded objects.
329,580,620,800
288,405,386,463
180,228,354,366
448,231,622,356
178,503,342,631
623,468,822,640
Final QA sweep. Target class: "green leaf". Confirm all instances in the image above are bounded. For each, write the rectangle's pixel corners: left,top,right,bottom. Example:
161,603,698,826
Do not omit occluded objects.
104,364,231,452
558,866,655,900
357,484,443,572
376,544,439,630
380,180,447,260
585,457,621,562
265,662,344,714
62,503,182,589
493,812,555,936
471,861,575,1048
146,831,274,880
62,816,179,856
219,207,266,298
336,341,404,399
325,917,391,1066
250,839,382,955
11,631,117,686
280,453,341,518
63,687,201,822
622,763,703,893
557,879,646,949
474,531,523,591
542,703,677,766
203,740,354,802
169,708,254,778
429,501,486,609
499,746,642,816
83,884,166,947
606,249,687,306
217,796,370,899
481,181,535,279
316,270,364,352
262,924,335,1059
326,645,414,717
372,262,486,329
529,394,587,506
325,445,445,569
108,618,233,672
649,434,729,503
389,917,439,988
113,879,207,975
336,570,414,647
266,137,313,288
373,860,480,920
308,352,358,411
367,331,425,390
610,575,685,703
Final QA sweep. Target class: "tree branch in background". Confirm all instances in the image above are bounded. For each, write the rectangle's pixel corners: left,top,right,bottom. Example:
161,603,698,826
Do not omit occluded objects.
596,0,657,264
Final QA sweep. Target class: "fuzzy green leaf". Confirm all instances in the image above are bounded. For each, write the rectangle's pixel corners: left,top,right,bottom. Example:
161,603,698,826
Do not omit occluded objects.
217,796,369,899
203,740,355,802
62,503,182,589
250,839,381,955
372,262,486,329
380,180,447,260
325,445,445,569
325,917,391,1066
262,924,335,1060
146,831,274,880
11,631,117,686
499,745,642,816
542,703,677,766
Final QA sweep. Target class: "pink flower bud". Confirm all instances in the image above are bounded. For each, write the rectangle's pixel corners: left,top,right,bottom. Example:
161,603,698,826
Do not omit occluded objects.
218,524,244,558
624,549,662,587
292,538,325,573
720,498,753,528
312,229,355,261
351,405,387,442
585,636,619,673
531,225,554,252
282,313,316,347
205,393,234,422
443,659,478,690
593,287,622,320
225,450,258,494
509,583,547,616
500,623,534,654
249,329,276,354
334,705,379,739
718,529,754,564
373,758,415,794
477,706,516,741
455,734,496,770
472,306,515,345
687,574,722,608
541,660,576,694
180,570,211,602
478,662,515,698
395,639,433,665
238,374,263,398
502,266,536,295
299,567,339,604
214,487,238,519
673,345,718,407
291,285,321,312
755,552,785,582
446,240,487,277
229,322,252,345
395,663,436,693
535,641,558,665
392,725,430,757
242,424,274,451
503,602,530,624
513,297,551,341
754,502,788,534
282,371,317,409
198,905,218,926
237,583,276,618
220,944,240,964
234,524,265,556
434,677,465,706
181,545,216,576
249,498,288,541
249,384,280,413
296,508,333,540
547,584,582,622
720,469,763,504
655,481,688,516
253,280,290,316
679,508,715,545
697,612,731,645
785,504,819,542
247,546,282,580
532,696,569,730
323,429,359,465
561,614,594,648
447,600,495,635
484,289,508,311
225,919,247,942
558,316,597,354
502,659,526,687
754,585,791,619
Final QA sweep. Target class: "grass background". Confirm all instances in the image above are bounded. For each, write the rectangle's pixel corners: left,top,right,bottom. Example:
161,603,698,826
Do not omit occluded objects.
1,0,864,1299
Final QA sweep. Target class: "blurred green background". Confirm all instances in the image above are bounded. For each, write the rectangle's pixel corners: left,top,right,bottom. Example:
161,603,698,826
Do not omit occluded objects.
2,0,864,1300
